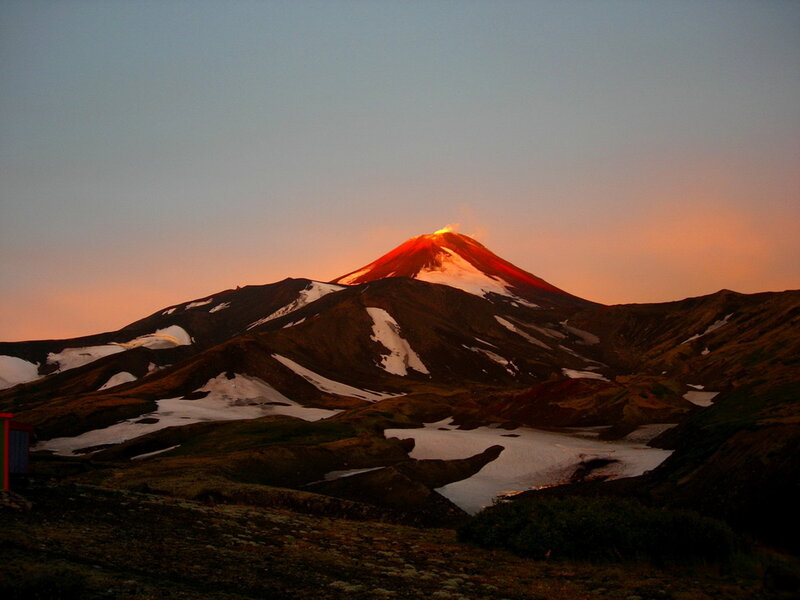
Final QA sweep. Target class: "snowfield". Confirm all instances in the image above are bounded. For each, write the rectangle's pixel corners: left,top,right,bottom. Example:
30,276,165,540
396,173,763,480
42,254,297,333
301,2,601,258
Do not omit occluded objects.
45,326,193,373
366,307,429,376
272,354,399,401
0,355,40,390
385,419,672,514
37,373,341,456
248,281,344,329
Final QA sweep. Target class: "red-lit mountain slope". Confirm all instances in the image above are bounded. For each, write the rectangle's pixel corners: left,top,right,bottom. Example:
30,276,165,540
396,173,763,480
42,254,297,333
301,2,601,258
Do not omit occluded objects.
332,231,596,309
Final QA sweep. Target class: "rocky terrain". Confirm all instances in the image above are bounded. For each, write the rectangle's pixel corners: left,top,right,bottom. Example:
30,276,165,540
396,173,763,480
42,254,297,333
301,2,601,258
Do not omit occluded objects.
1,478,786,600
1,230,798,598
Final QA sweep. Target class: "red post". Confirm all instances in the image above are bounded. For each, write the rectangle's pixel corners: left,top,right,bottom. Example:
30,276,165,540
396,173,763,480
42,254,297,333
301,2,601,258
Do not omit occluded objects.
0,413,11,491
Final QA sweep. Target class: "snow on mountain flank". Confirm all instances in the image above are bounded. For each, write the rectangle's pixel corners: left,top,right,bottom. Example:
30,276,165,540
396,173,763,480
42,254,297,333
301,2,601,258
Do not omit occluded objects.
248,281,344,330
466,346,517,375
560,320,600,345
0,355,40,390
98,371,137,391
131,445,181,461
46,326,192,373
494,316,549,349
272,354,398,401
186,298,214,309
332,231,588,309
681,313,734,344
47,345,126,373
562,368,609,381
116,325,193,349
683,390,719,407
37,373,340,456
385,419,672,514
209,302,231,313
414,247,538,305
365,307,429,376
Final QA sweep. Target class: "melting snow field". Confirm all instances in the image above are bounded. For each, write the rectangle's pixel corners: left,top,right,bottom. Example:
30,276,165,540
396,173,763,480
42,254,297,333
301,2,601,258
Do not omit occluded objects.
366,307,429,376
384,420,672,514
37,373,341,456
248,281,344,329
0,355,40,390
272,354,398,401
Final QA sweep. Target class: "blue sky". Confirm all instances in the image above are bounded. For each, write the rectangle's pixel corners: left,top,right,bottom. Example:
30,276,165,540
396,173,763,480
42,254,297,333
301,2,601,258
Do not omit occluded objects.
1,1,798,340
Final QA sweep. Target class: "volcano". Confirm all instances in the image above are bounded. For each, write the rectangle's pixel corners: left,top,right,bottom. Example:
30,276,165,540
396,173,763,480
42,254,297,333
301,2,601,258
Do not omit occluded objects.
332,230,595,308
2,228,799,554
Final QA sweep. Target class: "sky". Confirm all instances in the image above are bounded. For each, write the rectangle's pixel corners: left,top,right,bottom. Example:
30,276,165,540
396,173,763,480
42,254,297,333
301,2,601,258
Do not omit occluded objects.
1,1,798,341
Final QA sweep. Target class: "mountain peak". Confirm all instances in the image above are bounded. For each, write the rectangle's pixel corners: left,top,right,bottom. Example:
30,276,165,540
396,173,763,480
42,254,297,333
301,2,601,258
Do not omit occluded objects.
332,230,595,308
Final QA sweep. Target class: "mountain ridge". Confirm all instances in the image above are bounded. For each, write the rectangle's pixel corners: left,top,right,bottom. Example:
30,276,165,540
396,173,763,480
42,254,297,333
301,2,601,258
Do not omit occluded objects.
332,231,596,309
1,229,798,550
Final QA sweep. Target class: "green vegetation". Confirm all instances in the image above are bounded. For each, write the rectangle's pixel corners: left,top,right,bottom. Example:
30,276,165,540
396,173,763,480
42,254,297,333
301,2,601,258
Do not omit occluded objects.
458,496,739,564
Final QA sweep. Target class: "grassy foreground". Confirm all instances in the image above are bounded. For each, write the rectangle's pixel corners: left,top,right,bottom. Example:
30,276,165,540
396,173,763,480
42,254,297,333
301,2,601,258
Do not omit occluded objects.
1,479,792,600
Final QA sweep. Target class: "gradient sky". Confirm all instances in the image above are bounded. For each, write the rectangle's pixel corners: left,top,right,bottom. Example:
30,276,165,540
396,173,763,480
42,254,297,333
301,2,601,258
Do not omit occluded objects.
1,1,799,341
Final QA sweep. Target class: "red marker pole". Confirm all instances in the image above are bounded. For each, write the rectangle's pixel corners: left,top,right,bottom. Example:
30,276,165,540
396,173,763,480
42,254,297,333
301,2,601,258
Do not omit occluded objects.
0,413,11,491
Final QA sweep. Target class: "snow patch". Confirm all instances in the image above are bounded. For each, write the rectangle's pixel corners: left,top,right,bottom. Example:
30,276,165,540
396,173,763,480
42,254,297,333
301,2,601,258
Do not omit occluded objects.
131,445,181,461
116,325,193,349
47,345,126,372
495,316,549,349
385,420,672,514
162,307,177,316
282,318,306,328
562,368,609,381
99,372,137,391
248,281,344,330
209,302,231,313
47,326,193,373
681,313,734,344
560,321,600,345
466,346,516,375
322,467,384,481
414,248,536,306
37,373,341,456
0,355,40,390
683,390,719,407
366,307,429,376
186,299,213,309
272,354,398,401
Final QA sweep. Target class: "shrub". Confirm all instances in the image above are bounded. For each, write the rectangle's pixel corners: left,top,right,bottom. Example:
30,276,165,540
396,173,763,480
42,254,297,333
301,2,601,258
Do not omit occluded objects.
458,496,738,564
